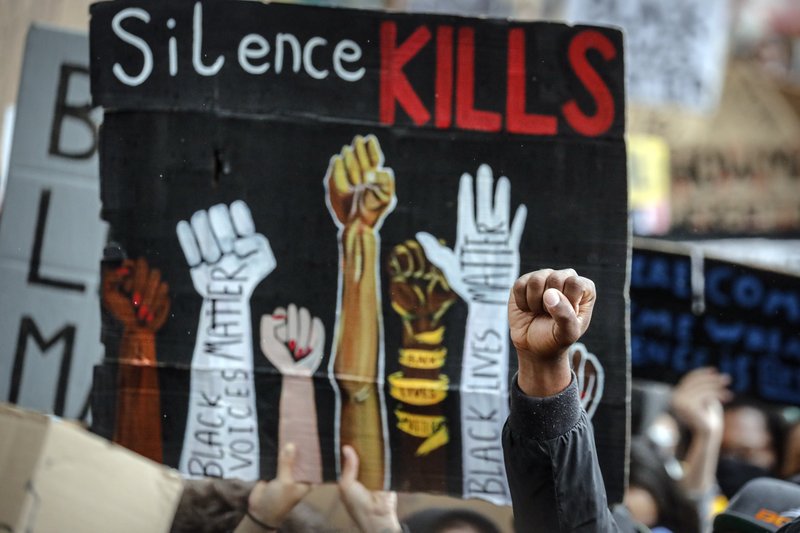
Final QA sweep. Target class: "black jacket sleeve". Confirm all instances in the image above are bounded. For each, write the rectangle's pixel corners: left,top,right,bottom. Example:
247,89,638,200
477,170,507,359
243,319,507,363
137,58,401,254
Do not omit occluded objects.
502,373,623,533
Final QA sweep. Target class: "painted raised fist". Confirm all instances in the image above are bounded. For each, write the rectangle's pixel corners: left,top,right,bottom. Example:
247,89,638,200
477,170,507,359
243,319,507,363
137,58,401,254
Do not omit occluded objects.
260,304,325,377
325,134,396,229
387,239,457,336
102,256,170,334
176,200,275,298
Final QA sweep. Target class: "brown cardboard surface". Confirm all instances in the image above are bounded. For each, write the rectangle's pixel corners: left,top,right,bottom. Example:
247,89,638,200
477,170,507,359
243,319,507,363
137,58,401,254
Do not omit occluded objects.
0,402,184,533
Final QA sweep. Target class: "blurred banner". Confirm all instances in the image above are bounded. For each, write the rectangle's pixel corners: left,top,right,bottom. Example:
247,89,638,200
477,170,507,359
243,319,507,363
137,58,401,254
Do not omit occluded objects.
0,26,105,420
631,239,800,405
566,0,729,113
668,64,800,235
89,0,629,503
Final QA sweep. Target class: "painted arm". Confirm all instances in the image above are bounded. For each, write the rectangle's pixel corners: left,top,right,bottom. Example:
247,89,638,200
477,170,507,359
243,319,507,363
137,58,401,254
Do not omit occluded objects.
386,239,457,490
325,135,396,489
260,304,325,483
417,164,526,504
176,201,275,480
102,257,170,463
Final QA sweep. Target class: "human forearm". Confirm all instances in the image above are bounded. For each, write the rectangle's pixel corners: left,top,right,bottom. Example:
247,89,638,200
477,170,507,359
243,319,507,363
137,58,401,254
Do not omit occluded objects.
504,374,620,532
278,374,322,483
516,348,572,397
680,425,723,495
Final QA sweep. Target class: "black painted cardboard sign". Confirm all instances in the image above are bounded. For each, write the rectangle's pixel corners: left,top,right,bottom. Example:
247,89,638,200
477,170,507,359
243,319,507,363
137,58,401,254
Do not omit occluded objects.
632,243,800,405
89,0,629,504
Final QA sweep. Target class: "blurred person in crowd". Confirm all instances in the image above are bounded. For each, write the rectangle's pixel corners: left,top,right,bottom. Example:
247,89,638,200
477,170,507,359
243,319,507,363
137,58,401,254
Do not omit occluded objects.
631,367,732,531
718,398,784,497
662,367,731,528
171,443,330,533
781,421,800,482
403,508,502,533
337,444,501,533
669,368,731,498
625,437,702,533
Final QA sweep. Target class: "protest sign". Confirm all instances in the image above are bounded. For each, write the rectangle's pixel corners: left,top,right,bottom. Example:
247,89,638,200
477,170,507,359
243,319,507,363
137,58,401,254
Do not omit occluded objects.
566,0,729,113
671,145,800,234
89,0,629,503
0,26,105,419
632,239,800,405
628,134,670,236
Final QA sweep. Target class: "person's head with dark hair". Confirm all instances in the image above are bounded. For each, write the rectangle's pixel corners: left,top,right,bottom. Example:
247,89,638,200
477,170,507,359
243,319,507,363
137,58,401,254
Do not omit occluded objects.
403,507,501,533
170,478,252,533
722,397,783,474
624,437,701,533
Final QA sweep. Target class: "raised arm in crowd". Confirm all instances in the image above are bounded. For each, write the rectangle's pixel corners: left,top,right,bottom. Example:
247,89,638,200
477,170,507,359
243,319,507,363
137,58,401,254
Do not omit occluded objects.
502,268,631,532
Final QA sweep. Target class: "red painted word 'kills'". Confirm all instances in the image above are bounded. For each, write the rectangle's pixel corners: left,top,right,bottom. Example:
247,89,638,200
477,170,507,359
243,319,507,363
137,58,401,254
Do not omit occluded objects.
379,22,617,137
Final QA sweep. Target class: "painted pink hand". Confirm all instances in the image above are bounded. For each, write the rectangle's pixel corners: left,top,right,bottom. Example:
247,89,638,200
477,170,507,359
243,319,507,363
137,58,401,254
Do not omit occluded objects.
260,304,325,377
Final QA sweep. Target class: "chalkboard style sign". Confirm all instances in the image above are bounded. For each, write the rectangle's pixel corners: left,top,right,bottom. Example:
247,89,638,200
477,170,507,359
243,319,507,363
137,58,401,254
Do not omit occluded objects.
89,0,629,504
631,241,800,405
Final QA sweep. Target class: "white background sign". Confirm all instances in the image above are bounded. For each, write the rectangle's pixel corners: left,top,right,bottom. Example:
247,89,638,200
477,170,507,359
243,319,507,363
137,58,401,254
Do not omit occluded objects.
0,25,106,419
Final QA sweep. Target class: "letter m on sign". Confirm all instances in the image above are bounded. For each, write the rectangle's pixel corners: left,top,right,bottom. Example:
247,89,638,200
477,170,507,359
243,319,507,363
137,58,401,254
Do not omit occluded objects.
10,316,75,416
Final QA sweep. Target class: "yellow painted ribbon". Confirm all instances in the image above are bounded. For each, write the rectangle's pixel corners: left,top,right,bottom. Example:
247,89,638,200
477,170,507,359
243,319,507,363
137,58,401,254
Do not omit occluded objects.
412,326,445,345
388,372,449,406
399,347,447,369
395,409,450,456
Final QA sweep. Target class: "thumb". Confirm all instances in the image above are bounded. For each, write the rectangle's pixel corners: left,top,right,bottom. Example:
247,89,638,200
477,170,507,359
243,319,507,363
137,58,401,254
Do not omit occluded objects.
277,442,297,482
415,232,456,274
543,288,582,346
259,314,283,358
340,445,359,487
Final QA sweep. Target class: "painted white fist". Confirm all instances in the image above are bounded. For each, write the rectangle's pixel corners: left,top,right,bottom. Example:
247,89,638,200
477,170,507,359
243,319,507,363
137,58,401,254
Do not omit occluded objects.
177,200,275,298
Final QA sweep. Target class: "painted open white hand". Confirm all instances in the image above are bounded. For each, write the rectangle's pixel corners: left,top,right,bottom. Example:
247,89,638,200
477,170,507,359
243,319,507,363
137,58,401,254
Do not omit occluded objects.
260,304,325,377
569,342,605,419
417,164,527,306
176,200,275,298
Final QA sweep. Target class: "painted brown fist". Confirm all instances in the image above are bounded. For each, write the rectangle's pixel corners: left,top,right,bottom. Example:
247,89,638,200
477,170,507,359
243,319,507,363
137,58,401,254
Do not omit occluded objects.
325,134,396,229
388,239,457,336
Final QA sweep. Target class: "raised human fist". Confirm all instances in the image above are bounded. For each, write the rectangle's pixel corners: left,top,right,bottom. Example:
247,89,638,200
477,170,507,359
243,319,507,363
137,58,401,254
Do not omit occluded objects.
260,304,325,377
387,239,457,335
417,164,526,306
176,200,275,298
325,135,396,229
102,256,170,334
509,269,596,361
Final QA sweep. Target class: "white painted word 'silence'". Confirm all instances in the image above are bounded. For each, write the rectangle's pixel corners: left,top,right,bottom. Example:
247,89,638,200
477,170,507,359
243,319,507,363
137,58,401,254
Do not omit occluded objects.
111,2,365,87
